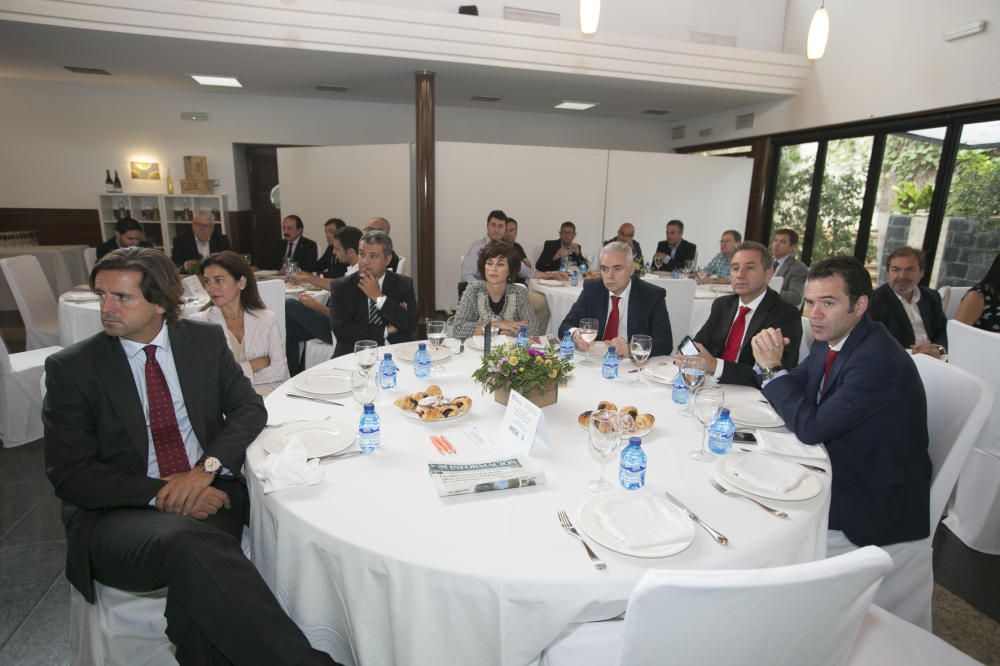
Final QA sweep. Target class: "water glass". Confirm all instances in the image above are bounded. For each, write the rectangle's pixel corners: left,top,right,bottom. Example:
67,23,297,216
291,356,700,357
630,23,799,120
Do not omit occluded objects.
354,340,379,372
652,255,663,271
679,356,707,415
427,320,446,349
629,334,652,385
578,318,599,364
690,387,726,462
351,369,380,410
588,409,623,493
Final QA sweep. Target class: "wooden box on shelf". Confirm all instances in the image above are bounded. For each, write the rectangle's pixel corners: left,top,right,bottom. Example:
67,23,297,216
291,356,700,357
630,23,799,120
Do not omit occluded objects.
183,155,209,180
180,179,214,195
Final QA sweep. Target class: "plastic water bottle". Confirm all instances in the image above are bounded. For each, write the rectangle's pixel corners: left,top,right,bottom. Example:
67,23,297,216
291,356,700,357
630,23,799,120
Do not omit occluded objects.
671,268,681,279
602,347,620,380
414,342,431,378
358,403,380,453
378,352,398,390
619,437,647,490
569,269,580,287
516,326,530,348
559,330,575,361
560,254,568,272
579,261,588,274
708,407,735,455
671,370,689,404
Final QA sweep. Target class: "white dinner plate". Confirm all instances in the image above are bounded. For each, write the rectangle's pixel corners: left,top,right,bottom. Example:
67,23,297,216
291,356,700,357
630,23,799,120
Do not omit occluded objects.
392,342,452,364
285,285,306,295
292,370,352,396
255,270,279,277
62,292,100,303
716,452,822,501
466,334,515,351
644,362,678,385
577,493,695,558
263,422,355,459
728,402,784,428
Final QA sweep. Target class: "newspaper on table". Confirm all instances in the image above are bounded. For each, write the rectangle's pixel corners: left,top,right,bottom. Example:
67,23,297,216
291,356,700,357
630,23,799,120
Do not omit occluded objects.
428,457,545,497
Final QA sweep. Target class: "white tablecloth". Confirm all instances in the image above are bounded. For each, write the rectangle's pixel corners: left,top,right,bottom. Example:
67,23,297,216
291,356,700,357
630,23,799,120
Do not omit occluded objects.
246,347,830,666
0,245,89,311
57,294,208,346
530,277,722,341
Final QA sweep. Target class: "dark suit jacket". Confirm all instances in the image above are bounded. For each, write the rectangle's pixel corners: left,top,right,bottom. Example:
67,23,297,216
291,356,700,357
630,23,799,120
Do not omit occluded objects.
694,289,802,387
96,237,154,260
654,239,697,272
170,233,231,267
557,276,673,357
536,239,584,272
42,319,266,601
329,271,419,357
869,283,948,350
317,245,348,279
762,316,931,547
267,236,319,272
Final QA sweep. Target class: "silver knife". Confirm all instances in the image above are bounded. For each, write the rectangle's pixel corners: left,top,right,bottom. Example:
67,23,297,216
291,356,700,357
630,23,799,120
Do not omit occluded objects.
286,393,344,407
663,490,729,545
315,450,367,462
735,446,828,474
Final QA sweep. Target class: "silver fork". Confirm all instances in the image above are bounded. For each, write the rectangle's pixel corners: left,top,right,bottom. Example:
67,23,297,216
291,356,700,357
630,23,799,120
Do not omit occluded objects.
557,510,606,570
264,416,331,429
710,479,789,519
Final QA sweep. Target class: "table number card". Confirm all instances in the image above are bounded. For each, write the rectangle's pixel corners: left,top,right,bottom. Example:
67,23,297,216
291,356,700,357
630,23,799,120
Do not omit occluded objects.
499,390,551,456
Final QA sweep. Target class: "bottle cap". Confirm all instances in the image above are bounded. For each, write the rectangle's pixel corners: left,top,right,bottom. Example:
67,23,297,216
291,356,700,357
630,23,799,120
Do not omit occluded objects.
629,436,641,446
418,343,426,350
363,403,375,412
719,407,730,418
384,352,393,359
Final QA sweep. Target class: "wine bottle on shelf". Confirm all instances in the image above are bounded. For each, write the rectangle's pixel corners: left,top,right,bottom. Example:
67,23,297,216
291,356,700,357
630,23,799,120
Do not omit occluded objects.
166,169,174,194
105,169,114,193
112,170,122,193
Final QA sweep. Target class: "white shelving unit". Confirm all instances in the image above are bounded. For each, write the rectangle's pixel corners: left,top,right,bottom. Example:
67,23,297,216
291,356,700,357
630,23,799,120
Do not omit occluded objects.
97,193,228,256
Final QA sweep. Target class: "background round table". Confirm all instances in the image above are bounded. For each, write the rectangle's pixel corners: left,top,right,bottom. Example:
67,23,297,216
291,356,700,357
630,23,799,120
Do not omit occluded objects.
57,292,208,346
246,344,830,666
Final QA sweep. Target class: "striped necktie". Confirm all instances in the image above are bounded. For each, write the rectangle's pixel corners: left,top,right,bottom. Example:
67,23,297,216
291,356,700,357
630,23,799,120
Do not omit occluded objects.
368,298,384,325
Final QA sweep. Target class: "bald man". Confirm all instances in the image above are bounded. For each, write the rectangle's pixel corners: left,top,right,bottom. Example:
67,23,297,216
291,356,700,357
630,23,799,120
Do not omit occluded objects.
363,217,400,273
604,223,644,267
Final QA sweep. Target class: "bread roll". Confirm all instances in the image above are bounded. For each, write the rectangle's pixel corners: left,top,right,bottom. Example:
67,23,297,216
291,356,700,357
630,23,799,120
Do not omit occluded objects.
621,405,639,419
420,408,444,421
635,413,655,429
578,410,593,428
425,385,442,396
597,400,617,412
453,396,472,413
394,395,417,410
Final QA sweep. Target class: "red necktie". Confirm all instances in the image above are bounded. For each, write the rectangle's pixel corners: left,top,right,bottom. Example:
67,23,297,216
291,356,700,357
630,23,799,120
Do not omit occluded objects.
603,295,621,341
721,306,751,362
822,348,838,388
143,345,191,477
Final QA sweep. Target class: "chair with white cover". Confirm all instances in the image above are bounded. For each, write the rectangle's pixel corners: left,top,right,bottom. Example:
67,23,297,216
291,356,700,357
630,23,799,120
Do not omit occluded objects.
0,255,61,350
541,546,893,666
943,320,1000,554
938,286,952,316
304,335,337,370
945,286,971,319
768,274,784,293
255,279,285,340
394,255,407,275
798,315,815,363
0,334,60,447
658,278,696,352
848,604,982,665
868,354,994,629
84,247,98,273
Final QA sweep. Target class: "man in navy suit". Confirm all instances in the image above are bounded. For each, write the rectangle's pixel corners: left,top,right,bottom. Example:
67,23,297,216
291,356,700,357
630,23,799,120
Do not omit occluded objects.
557,241,672,358
652,219,697,272
869,246,947,359
329,230,418,357
751,256,931,549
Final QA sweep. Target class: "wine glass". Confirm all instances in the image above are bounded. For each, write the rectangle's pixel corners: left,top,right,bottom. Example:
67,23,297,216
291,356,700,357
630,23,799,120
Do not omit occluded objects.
629,334,652,386
652,255,663,272
351,369,380,412
684,259,696,274
679,356,707,415
690,387,726,462
282,260,299,278
588,409,623,493
426,320,446,373
354,340,379,372
578,318,599,364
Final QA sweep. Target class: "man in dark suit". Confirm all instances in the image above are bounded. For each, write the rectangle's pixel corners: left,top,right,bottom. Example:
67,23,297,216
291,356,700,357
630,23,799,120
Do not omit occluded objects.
558,240,673,357
752,255,931,549
653,219,697,272
603,222,644,267
504,218,532,271
96,217,153,259
43,248,335,665
267,214,319,272
536,221,585,272
329,230,418,357
170,210,231,271
869,246,947,359
686,242,801,387
316,217,349,279
770,227,808,305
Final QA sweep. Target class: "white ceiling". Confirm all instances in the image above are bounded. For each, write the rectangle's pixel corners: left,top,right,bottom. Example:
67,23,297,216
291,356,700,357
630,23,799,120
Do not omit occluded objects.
0,19,784,122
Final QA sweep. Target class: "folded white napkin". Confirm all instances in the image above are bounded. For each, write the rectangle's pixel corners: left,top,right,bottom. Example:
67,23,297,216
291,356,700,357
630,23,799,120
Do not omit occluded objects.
596,495,694,549
756,430,826,460
254,440,324,494
728,454,806,493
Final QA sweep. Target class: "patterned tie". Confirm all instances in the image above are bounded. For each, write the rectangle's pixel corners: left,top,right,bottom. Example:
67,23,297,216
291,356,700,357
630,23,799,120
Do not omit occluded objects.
368,298,384,326
822,348,838,389
143,345,190,477
603,295,621,341
721,306,752,362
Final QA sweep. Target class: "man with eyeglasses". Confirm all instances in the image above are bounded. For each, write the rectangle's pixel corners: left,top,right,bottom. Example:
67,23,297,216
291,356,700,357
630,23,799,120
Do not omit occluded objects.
869,246,947,358
170,210,230,272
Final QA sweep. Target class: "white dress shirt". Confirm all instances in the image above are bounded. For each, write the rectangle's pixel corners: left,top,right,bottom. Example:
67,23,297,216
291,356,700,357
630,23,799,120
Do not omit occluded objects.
894,288,929,345
714,289,767,380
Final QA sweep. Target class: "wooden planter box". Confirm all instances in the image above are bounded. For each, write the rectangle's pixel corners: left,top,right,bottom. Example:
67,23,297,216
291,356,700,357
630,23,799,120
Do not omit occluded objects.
493,381,559,408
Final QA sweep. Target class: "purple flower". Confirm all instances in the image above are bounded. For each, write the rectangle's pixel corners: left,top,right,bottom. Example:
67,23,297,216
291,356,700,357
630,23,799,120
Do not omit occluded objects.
527,348,544,358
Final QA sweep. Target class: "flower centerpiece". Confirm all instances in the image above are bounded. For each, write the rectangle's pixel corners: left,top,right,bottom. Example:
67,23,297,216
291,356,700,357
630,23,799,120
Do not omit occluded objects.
472,344,573,408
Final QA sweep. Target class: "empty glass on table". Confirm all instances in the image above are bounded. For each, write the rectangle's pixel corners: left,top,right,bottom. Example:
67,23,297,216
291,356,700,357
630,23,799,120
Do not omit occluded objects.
354,340,379,373
629,334,652,386
578,318,599,364
351,369,380,413
679,356,707,415
690,387,726,462
588,409,623,493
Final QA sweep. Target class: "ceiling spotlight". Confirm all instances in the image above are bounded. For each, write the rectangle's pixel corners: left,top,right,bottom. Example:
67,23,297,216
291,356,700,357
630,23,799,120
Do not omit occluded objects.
580,0,600,35
806,2,830,60
190,75,242,88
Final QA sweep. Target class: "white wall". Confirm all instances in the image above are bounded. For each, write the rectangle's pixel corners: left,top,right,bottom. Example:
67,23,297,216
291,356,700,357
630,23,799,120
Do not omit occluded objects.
674,0,1000,146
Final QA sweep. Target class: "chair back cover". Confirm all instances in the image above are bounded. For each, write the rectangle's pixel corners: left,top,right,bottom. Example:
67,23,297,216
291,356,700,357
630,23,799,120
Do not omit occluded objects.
799,316,815,363
256,279,286,341
658,278,696,352
0,255,59,349
945,286,971,319
617,546,892,666
0,333,11,375
84,247,97,273
768,275,784,293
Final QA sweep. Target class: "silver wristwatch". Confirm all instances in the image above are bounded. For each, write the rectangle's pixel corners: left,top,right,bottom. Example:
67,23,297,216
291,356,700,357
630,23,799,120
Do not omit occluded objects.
199,456,222,475
760,365,784,382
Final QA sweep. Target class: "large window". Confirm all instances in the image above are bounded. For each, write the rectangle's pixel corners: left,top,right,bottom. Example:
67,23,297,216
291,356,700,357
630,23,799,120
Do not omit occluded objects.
771,142,817,251
813,137,873,264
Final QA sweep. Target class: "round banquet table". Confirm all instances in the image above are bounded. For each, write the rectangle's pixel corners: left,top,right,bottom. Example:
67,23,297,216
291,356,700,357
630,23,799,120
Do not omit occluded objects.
245,343,831,666
57,292,208,346
530,276,722,340
0,244,89,311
